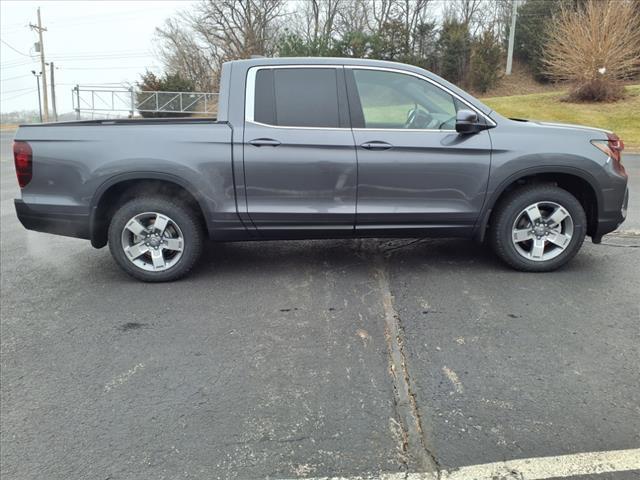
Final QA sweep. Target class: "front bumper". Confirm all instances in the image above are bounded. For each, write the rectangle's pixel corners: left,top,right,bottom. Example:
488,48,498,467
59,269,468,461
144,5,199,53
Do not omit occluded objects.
14,199,91,240
592,186,628,243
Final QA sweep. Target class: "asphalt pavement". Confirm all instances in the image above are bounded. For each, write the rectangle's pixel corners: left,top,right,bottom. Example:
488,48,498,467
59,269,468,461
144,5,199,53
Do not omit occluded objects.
1,129,638,479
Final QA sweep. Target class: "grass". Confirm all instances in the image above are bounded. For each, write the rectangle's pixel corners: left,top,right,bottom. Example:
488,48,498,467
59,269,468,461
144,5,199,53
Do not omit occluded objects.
362,104,414,125
482,85,640,151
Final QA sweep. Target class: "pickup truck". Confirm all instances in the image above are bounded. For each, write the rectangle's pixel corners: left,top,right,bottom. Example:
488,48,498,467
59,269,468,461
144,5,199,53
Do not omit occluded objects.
13,57,629,281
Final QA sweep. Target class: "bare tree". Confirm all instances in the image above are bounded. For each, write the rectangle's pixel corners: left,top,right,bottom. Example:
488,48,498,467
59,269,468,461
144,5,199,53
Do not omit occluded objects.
544,0,640,101
399,0,432,52
295,0,345,48
369,0,401,32
192,0,287,59
446,0,494,36
155,0,287,89
335,0,372,36
155,17,219,91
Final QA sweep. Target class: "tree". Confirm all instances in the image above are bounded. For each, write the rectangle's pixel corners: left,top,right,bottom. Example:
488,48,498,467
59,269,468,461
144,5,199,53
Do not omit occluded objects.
276,0,344,57
437,17,472,85
331,30,374,58
544,0,640,101
302,0,344,53
155,0,286,91
446,0,489,36
412,21,438,70
137,71,196,118
370,19,410,60
469,29,503,93
334,0,372,37
514,0,563,80
155,17,217,91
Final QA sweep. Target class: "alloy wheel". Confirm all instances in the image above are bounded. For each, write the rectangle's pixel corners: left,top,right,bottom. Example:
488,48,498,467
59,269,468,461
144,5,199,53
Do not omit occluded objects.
511,201,574,262
120,212,184,272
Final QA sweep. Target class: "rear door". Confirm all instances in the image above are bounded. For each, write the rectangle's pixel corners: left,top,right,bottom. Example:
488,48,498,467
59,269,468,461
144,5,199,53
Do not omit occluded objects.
242,66,357,236
346,67,492,236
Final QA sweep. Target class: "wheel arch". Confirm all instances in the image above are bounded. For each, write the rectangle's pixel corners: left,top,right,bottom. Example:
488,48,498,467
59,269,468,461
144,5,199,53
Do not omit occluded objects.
474,166,601,243
90,172,210,248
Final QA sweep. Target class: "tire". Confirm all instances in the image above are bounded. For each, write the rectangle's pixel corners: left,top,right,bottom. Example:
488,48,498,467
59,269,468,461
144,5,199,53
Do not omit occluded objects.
108,196,204,282
489,184,587,272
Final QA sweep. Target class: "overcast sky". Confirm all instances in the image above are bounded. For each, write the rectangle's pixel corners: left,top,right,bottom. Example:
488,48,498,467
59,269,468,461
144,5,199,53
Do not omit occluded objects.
0,1,193,114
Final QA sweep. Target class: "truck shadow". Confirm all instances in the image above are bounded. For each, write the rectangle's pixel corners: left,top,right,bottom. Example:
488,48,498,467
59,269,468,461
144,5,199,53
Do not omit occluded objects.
195,238,511,278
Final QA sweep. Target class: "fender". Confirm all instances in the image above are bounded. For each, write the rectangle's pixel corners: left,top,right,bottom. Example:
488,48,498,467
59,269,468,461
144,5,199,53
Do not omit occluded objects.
472,164,603,243
89,171,213,248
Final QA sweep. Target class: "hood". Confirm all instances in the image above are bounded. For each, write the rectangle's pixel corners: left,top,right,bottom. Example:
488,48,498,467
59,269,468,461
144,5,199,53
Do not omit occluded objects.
509,117,611,137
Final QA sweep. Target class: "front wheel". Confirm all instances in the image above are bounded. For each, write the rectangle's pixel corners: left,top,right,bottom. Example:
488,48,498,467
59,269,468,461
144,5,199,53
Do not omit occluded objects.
489,185,587,272
108,197,204,282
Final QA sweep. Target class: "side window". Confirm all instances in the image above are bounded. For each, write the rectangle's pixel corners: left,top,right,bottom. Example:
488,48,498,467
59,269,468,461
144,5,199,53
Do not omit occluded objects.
351,69,460,130
254,68,341,128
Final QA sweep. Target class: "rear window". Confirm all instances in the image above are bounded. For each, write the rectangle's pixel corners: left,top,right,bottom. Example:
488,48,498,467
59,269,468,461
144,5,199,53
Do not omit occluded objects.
254,68,340,128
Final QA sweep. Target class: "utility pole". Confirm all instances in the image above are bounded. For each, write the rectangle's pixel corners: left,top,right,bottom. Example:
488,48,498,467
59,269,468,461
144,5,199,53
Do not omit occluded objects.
31,70,43,122
30,8,49,121
506,0,518,75
50,61,58,121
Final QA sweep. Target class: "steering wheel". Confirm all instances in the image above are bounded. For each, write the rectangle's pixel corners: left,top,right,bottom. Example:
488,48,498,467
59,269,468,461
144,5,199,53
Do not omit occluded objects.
404,105,433,129
438,115,457,130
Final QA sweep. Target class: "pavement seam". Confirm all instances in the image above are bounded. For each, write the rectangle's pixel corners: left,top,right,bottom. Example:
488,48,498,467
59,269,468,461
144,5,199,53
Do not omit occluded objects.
374,255,440,477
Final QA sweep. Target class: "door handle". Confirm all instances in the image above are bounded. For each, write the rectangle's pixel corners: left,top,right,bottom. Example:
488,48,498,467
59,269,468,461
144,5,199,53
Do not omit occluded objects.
360,141,393,151
249,138,281,147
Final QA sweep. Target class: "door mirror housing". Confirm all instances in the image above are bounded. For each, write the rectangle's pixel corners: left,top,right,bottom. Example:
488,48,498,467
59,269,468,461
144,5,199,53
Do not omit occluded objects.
455,109,484,134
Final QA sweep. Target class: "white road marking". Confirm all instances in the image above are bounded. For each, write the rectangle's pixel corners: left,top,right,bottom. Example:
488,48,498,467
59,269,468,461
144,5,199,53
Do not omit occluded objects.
280,448,640,480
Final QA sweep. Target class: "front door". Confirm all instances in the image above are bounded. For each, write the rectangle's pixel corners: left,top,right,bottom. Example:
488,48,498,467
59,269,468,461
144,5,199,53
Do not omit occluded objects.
242,66,357,236
346,67,492,236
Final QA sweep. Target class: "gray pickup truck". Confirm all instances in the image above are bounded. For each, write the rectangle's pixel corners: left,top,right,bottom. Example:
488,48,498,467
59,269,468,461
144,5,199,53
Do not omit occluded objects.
13,57,628,281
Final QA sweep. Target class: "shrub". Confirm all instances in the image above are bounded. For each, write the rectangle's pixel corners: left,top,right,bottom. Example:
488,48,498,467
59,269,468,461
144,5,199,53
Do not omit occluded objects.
544,0,640,102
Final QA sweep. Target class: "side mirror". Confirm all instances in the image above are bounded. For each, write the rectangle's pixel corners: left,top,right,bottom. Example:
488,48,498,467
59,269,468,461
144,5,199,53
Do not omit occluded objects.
455,109,481,134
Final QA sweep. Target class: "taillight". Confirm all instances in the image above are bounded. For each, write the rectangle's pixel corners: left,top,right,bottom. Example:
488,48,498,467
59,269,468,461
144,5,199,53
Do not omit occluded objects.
13,141,33,188
591,132,625,176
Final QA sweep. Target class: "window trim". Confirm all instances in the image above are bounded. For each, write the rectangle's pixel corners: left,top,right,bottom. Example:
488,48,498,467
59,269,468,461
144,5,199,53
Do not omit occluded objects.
244,64,497,132
245,64,350,130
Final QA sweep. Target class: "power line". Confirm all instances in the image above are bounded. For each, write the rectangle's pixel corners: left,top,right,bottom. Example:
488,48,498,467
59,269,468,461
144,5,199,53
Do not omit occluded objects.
45,49,149,57
0,60,37,69
47,54,151,62
0,38,31,57
0,86,34,95
1,89,36,102
43,8,153,25
0,73,32,81
61,65,161,70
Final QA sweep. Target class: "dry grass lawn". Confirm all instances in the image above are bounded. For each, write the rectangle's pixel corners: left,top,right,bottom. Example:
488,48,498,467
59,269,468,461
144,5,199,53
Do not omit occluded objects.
482,85,640,151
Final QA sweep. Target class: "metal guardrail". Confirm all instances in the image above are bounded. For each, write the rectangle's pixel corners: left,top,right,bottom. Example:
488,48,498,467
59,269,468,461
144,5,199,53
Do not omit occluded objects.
71,85,218,118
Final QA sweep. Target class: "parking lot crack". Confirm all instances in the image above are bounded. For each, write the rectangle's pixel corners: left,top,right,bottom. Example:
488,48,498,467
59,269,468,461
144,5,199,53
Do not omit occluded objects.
374,256,440,476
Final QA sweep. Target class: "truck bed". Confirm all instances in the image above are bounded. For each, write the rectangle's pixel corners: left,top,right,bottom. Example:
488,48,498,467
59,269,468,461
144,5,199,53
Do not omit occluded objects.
14,119,235,242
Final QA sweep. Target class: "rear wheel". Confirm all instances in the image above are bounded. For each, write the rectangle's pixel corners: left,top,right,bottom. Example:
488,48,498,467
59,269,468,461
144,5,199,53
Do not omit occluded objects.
489,185,587,272
108,197,203,282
